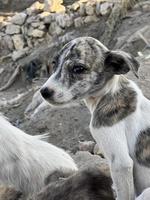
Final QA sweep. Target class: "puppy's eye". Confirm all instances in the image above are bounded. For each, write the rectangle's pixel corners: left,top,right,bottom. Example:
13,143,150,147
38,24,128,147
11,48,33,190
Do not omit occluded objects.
72,64,86,74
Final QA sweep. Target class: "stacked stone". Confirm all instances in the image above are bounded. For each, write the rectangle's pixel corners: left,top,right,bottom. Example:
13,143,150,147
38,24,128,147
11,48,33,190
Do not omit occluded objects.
0,0,114,61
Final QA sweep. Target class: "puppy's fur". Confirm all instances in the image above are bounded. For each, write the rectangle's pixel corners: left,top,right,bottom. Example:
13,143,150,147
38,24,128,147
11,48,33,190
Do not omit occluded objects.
41,37,150,200
0,114,77,197
29,167,115,200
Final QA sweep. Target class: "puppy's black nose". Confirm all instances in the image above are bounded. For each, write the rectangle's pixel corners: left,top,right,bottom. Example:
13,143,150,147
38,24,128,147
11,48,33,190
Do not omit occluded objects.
40,87,54,99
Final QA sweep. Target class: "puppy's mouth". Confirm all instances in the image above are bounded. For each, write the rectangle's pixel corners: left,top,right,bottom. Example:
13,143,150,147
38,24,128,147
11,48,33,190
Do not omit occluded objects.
44,97,75,107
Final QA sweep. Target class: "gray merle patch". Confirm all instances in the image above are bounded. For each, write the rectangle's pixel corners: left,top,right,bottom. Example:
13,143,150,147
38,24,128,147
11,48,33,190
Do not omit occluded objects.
92,81,137,128
135,128,150,167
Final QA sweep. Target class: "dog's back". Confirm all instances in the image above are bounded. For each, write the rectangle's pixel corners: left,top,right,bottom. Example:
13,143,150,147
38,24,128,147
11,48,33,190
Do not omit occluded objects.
30,167,114,200
0,114,77,197
0,186,22,200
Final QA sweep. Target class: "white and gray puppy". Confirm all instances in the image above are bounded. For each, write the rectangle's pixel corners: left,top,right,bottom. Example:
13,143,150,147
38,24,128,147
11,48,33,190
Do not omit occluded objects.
40,37,150,200
0,114,77,197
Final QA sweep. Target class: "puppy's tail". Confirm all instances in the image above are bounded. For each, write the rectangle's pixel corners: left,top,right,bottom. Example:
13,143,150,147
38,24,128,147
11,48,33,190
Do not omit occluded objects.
33,133,50,142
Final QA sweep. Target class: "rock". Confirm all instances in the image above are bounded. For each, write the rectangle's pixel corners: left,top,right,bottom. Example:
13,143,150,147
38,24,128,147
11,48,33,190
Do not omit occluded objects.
74,17,84,28
116,25,150,56
29,29,45,38
84,15,99,23
0,16,5,23
95,2,101,15
11,13,27,25
78,3,86,16
3,35,14,50
38,23,45,30
12,34,25,50
100,2,113,16
5,24,20,35
31,22,40,28
78,141,95,153
26,16,38,24
134,1,150,12
44,0,66,13
71,2,80,11
26,1,44,15
44,0,52,11
26,38,33,48
44,14,52,24
49,22,62,35
73,151,109,175
38,11,51,19
85,3,95,16
27,27,34,36
12,47,29,61
94,143,104,157
55,14,73,28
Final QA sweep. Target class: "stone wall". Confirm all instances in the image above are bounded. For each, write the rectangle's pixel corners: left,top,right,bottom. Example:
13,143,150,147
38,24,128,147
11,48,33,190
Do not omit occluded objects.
0,0,114,61
0,0,43,12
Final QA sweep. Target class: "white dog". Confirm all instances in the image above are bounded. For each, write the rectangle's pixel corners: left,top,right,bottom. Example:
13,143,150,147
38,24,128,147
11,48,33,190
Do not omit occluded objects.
0,114,77,197
40,37,150,200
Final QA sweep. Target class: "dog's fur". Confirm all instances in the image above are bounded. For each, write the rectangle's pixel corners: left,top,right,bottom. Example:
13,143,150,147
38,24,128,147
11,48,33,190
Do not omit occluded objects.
136,188,150,200
0,114,77,197
0,186,22,200
41,37,150,200
29,167,114,200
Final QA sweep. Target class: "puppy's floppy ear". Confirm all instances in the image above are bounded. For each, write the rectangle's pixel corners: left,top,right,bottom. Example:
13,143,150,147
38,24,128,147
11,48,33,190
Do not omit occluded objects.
104,50,139,77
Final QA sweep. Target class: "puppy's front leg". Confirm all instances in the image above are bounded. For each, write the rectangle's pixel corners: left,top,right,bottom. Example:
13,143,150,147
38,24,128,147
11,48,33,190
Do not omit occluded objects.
91,122,135,200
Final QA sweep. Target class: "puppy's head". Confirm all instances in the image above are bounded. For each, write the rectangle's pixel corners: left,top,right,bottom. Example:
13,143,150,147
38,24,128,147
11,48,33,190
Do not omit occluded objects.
40,37,139,105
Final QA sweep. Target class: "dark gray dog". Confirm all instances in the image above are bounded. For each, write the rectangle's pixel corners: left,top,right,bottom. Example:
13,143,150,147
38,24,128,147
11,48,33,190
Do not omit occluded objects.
30,167,114,200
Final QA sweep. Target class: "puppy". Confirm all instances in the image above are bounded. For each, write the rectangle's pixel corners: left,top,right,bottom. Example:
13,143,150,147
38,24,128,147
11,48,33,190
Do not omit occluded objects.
136,188,150,200
0,114,77,197
40,37,150,200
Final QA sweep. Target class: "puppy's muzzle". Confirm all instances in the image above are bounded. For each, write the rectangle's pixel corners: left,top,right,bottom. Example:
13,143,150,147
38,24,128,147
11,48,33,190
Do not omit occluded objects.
40,87,54,99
